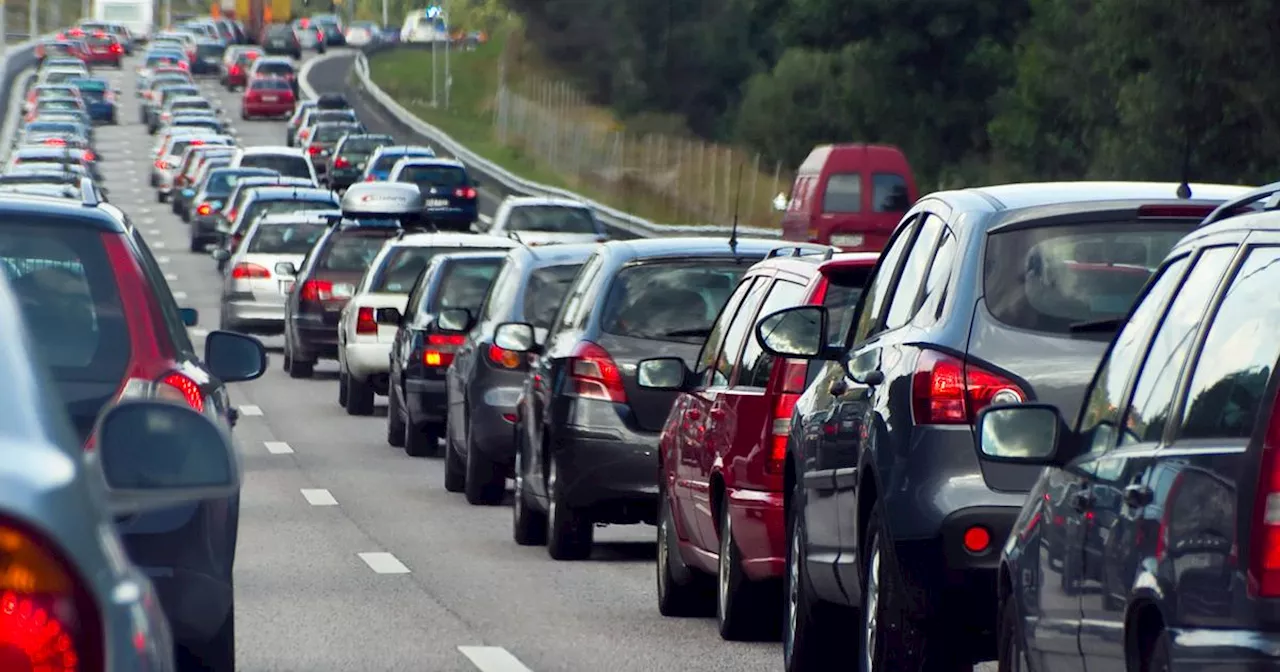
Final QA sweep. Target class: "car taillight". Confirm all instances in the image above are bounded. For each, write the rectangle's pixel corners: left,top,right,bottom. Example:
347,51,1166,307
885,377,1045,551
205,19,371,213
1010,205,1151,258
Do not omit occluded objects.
111,43,123,54
488,343,521,369
299,280,333,301
333,156,350,168
43,138,66,146
365,174,376,182
226,209,237,222
566,341,626,403
910,349,1026,425
356,307,377,335
155,159,171,170
768,393,800,475
307,145,321,155
231,262,270,279
154,372,204,411
1249,402,1280,597
229,65,240,75
454,187,477,199
178,61,188,70
423,333,465,367
82,150,95,162
196,203,212,216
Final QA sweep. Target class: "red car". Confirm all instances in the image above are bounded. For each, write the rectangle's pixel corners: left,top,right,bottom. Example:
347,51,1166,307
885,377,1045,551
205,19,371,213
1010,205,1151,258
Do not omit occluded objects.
241,76,296,119
223,50,262,91
652,247,878,640
82,32,124,67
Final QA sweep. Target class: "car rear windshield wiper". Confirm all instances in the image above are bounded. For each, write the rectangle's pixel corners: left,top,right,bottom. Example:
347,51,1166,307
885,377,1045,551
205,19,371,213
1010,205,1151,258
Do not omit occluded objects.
1068,317,1126,333
663,328,711,338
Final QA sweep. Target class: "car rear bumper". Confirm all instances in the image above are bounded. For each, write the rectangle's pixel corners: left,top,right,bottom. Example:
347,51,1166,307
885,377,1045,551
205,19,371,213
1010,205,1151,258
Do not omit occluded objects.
727,487,785,580
424,207,478,228
553,414,660,521
244,102,294,117
468,386,522,466
406,377,447,426
293,322,339,360
226,299,285,326
344,341,391,379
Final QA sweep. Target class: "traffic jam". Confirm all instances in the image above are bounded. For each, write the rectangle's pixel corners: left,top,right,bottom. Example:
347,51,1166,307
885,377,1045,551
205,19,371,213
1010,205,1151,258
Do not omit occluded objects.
3,11,1280,672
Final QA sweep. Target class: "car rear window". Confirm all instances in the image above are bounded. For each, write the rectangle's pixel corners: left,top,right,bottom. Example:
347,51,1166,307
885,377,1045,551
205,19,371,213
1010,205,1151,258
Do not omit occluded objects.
602,262,747,343
315,124,359,143
339,137,392,157
172,99,210,111
374,152,426,172
256,61,294,75
820,266,873,346
241,198,333,230
984,222,1192,335
505,206,597,234
39,99,79,111
197,43,225,57
434,259,504,311
248,222,326,254
320,233,394,272
0,224,128,377
240,154,311,179
87,35,113,46
370,247,503,293
251,78,290,91
397,165,468,187
524,263,582,329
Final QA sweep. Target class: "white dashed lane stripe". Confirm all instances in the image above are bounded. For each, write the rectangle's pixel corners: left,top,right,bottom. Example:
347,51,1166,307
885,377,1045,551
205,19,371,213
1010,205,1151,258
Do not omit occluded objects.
172,291,187,300
459,646,535,672
264,441,294,454
156,256,170,264
189,328,208,338
239,405,263,416
300,489,338,506
164,273,177,281
358,552,410,574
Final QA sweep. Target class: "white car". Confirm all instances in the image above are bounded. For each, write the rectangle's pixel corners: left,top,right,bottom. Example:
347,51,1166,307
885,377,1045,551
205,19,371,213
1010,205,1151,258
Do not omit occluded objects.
154,133,233,201
485,196,609,246
217,211,334,335
36,66,91,87
228,146,318,185
336,232,521,415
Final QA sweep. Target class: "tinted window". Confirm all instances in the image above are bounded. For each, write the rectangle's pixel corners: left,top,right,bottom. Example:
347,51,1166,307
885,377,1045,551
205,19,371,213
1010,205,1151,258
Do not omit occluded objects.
256,61,294,75
374,152,427,171
397,165,468,187
319,234,392,272
315,124,358,143
505,206,597,234
1076,257,1189,457
1119,248,1234,445
172,99,211,111
205,171,269,196
197,43,225,56
850,218,915,344
433,260,504,312
884,215,943,329
339,136,393,156
240,154,311,179
313,111,356,124
822,266,874,347
694,279,756,383
1179,246,1280,440
247,223,326,254
369,247,445,293
0,225,127,375
250,79,290,91
739,280,808,388
823,173,861,213
523,264,583,330
603,262,747,344
985,223,1189,336
872,173,910,212
713,280,769,385
129,230,194,356
240,198,332,232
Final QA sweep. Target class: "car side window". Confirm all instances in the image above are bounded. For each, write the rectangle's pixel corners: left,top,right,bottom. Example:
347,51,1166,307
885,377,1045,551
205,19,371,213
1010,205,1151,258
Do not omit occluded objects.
712,278,769,387
555,253,603,331
403,266,431,324
1075,255,1190,457
738,279,808,389
849,216,918,345
884,214,944,330
1118,247,1235,446
914,226,957,327
694,278,757,387
1179,245,1280,441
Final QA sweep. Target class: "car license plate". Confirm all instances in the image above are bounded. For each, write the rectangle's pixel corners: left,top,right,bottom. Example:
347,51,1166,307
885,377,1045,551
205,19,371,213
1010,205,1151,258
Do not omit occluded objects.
262,95,278,102
830,234,865,249
356,162,366,170
426,199,449,207
279,280,294,294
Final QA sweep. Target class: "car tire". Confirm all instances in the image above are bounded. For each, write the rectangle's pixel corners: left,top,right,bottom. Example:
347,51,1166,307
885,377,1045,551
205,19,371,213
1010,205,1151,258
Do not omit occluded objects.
189,235,202,253
282,343,293,373
783,487,854,672
444,441,466,492
338,370,349,407
387,386,406,447
157,191,167,203
546,457,593,561
463,424,504,505
344,371,375,416
656,483,713,616
512,435,547,545
716,500,778,641
184,609,234,671
288,355,314,379
997,592,1029,672
404,422,438,458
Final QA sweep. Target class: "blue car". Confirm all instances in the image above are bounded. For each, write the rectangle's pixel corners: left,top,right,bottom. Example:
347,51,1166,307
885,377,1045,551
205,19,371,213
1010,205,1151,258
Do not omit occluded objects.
359,144,437,182
69,77,117,123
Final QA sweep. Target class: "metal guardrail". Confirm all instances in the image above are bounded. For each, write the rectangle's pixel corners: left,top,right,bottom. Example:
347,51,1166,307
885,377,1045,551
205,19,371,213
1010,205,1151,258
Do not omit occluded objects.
347,46,782,239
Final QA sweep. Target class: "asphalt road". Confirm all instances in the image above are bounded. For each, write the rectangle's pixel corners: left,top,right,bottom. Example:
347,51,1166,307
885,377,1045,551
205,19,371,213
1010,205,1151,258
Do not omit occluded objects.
70,49,995,671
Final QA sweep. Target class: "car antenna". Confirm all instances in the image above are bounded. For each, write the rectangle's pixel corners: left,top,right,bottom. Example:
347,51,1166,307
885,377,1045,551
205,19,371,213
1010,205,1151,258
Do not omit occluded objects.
728,158,744,256
1176,133,1192,200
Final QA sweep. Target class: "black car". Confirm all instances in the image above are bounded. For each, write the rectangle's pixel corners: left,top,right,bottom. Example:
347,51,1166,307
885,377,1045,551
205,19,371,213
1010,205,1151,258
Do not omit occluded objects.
983,183,1280,672
746,181,1253,671
188,167,280,251
281,219,404,378
192,40,227,75
389,158,479,231
439,243,596,503
326,133,394,191
498,237,790,560
262,24,302,59
216,186,340,268
316,92,350,110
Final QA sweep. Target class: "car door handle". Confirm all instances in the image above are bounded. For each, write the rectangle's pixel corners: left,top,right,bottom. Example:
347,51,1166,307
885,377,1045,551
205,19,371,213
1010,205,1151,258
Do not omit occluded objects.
1071,491,1094,512
1124,484,1153,508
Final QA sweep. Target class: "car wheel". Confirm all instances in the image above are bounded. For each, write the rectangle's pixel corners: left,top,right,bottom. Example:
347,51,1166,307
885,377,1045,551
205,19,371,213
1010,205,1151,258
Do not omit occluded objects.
1143,630,1172,672
288,353,314,378
546,457,593,561
344,371,375,415
337,369,349,406
784,488,853,672
188,234,202,253
656,483,713,616
717,500,778,640
404,421,438,458
511,435,547,545
282,341,293,373
444,439,466,492
183,609,234,671
387,386,406,447
156,191,166,203
463,422,504,505
997,593,1029,672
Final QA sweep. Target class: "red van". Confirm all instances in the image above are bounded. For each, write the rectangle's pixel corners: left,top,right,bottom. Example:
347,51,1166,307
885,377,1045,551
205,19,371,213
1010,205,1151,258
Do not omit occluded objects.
778,144,917,252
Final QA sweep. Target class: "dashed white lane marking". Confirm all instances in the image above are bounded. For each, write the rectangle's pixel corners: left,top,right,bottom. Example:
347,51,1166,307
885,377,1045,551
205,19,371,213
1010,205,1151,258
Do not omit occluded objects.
189,327,209,337
149,228,162,235
358,552,411,574
300,488,338,506
152,241,167,249
264,441,294,454
458,646,535,672
139,207,152,214
164,272,177,280
157,256,170,264
172,290,187,300
239,405,263,416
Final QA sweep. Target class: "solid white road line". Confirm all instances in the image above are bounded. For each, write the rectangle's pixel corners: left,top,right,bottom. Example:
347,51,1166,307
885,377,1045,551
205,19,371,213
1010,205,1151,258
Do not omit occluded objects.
264,441,294,454
300,489,338,506
357,552,411,574
239,405,263,416
458,646,535,672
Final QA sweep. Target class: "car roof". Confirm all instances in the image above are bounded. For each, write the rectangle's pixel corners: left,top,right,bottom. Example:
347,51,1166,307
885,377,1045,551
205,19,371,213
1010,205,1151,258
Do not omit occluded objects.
239,146,306,157
395,157,464,169
948,181,1252,213
395,233,521,248
519,242,600,265
505,196,588,209
602,237,824,261
376,145,434,154
14,147,85,157
246,187,337,200
0,193,123,232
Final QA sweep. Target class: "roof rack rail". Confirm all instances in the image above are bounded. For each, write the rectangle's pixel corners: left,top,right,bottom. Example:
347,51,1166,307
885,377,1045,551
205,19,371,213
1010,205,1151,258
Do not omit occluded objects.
1200,180,1280,226
79,176,99,207
765,244,836,260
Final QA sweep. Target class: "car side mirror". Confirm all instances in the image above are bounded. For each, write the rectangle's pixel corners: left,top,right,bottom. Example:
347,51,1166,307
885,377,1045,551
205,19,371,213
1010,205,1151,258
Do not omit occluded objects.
274,261,296,276
211,248,230,261
92,400,239,514
974,403,1074,468
493,322,537,353
374,307,402,326
437,307,472,332
755,305,831,360
204,330,267,382
636,357,690,391
179,307,198,326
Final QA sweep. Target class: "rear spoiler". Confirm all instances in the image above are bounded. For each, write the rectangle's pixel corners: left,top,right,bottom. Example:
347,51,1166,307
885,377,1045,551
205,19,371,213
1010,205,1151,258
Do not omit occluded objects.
1200,180,1280,227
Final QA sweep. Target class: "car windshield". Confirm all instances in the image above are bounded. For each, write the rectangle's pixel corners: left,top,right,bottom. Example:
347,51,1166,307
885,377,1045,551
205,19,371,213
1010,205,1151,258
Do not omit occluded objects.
524,263,583,329
247,223,327,254
984,222,1192,336
319,234,392,272
315,124,359,143
397,165,468,187
434,259,505,311
240,154,311,179
602,262,747,343
505,205,597,234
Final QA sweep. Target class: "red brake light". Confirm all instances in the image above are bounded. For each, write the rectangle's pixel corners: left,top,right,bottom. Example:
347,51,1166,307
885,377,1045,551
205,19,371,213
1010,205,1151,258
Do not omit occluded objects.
111,43,123,54
567,341,626,403
1138,204,1216,219
229,65,240,75
196,203,212,216
365,174,375,182
43,138,66,146
423,333,466,367
231,262,270,279
299,280,334,302
454,187,477,199
333,156,350,168
910,350,1026,425
1249,405,1280,597
300,18,310,27
158,372,204,412
356,307,377,335
768,393,799,475
154,159,171,170
307,145,322,155
81,151,95,162
488,343,521,369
